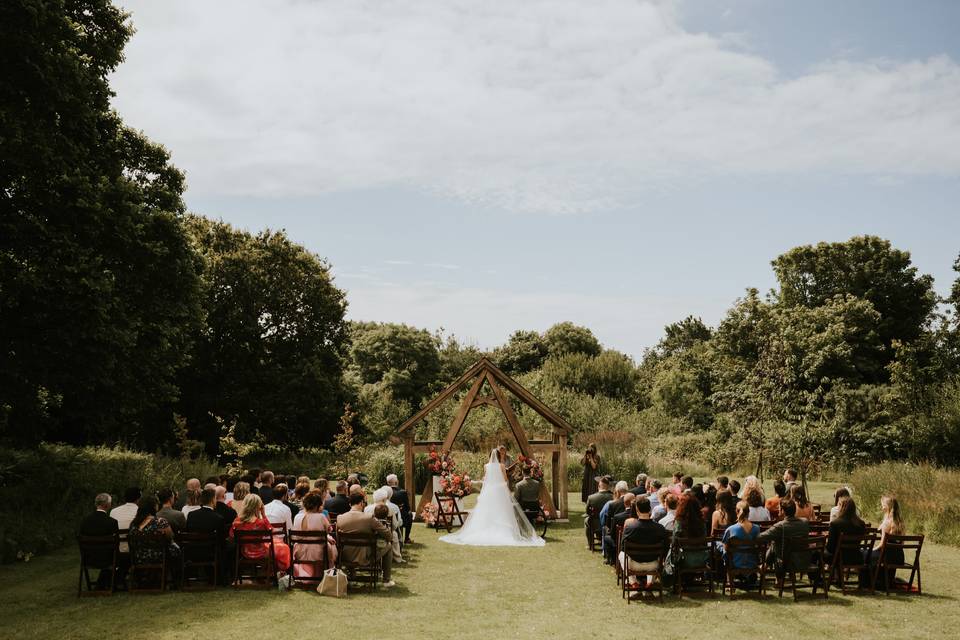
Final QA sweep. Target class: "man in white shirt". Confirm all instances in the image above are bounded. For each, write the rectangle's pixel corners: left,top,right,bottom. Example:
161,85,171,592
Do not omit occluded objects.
264,485,293,531
658,493,679,532
110,487,142,552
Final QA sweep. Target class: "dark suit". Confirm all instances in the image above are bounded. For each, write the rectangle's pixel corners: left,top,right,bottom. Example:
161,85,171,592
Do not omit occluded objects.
758,516,810,575
324,494,350,518
185,506,230,584
79,510,119,588
215,501,237,532
602,508,634,565
258,485,274,505
584,489,613,544
390,488,413,541
622,519,670,563
513,478,541,510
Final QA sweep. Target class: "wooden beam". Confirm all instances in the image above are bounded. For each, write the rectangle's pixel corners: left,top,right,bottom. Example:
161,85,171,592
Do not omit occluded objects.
470,396,499,409
440,374,485,452
403,433,415,519
396,359,486,434
481,358,573,435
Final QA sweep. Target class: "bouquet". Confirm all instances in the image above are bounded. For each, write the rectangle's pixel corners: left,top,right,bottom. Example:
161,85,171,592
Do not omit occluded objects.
437,471,474,498
420,502,439,526
423,445,456,475
517,454,544,481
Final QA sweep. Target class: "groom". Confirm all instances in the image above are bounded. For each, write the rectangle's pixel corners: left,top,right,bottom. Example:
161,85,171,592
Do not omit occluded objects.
513,466,541,513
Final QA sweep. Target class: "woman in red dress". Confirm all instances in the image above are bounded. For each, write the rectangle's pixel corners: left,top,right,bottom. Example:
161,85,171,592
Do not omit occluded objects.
230,493,291,572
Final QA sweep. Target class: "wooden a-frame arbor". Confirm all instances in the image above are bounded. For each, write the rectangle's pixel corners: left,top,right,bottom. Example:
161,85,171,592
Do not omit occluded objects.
396,357,572,520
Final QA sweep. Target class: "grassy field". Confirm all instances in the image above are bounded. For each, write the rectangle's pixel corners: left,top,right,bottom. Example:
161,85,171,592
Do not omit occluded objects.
1,483,958,640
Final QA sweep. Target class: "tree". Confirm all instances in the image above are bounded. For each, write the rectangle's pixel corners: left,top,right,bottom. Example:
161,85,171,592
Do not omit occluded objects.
178,217,349,450
772,236,936,380
348,321,441,406
541,350,639,401
436,333,484,386
543,322,602,359
658,316,712,358
0,1,203,446
492,330,548,374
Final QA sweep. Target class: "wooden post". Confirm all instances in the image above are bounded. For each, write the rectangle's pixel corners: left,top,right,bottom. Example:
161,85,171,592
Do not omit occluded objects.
558,429,568,519
404,433,415,519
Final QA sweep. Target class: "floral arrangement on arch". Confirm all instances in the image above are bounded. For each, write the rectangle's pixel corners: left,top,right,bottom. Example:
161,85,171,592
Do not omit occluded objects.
423,445,456,475
517,454,544,482
437,471,473,498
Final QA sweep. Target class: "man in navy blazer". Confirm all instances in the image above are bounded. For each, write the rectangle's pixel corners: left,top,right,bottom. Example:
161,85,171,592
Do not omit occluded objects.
79,493,119,589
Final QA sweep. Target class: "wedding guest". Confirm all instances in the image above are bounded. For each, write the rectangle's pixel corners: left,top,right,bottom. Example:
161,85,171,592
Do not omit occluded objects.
175,478,201,509
224,477,238,503
257,471,275,505
324,481,350,517
214,485,237,531
721,501,761,587
157,488,186,532
337,493,395,588
711,489,737,534
740,475,763,500
671,493,709,572
186,488,226,541
602,492,635,565
600,481,629,564
701,485,717,526
716,476,730,492
79,493,119,589
292,491,337,577
346,473,360,488
826,496,866,565
659,493,680,531
783,468,799,490
830,487,851,521
766,479,787,520
729,479,741,497
128,497,180,582
229,494,290,572
110,487,141,553
580,444,601,503
869,495,906,584
585,476,613,548
291,482,310,509
651,487,671,521
313,478,332,502
387,474,413,544
788,484,815,520
629,473,648,496
647,479,663,511
681,475,694,492
669,472,684,496
745,486,771,522
365,487,403,562
264,485,294,531
249,469,262,489
757,499,809,578
229,482,250,510
619,496,669,589
181,489,201,517
278,482,300,519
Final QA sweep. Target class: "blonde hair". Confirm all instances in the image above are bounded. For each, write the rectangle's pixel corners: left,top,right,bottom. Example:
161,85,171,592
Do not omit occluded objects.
233,482,250,502
239,493,263,523
881,495,905,535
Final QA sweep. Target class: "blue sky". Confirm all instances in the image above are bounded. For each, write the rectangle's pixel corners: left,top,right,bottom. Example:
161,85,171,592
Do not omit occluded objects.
112,0,960,359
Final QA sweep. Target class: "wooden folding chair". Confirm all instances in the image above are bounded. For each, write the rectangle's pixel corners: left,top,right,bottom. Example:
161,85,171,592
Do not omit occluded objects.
711,525,730,539
233,529,277,588
585,505,602,552
872,534,923,595
620,541,666,604
177,531,219,591
674,537,717,597
613,523,625,585
269,521,288,544
830,532,877,594
127,532,169,594
434,495,466,532
289,530,330,589
77,534,119,597
778,536,828,601
336,532,381,590
723,538,767,598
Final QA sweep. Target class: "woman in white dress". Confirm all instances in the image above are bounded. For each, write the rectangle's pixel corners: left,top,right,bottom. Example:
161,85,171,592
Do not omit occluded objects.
439,449,545,547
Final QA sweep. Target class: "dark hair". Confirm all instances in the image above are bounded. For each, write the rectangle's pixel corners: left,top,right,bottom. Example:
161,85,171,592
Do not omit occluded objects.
664,493,679,510
123,487,142,504
717,475,729,488
784,468,797,481
156,488,174,506
302,491,324,512
273,484,288,500
835,496,864,527
131,497,159,528
226,477,238,492
703,484,717,511
682,475,694,489
715,489,736,524
650,479,662,490
249,468,262,481
780,498,797,518
691,483,705,503
349,493,365,507
729,479,741,495
204,476,219,486
373,504,389,519
200,488,216,506
833,486,851,506
294,482,310,499
744,486,764,508
635,496,651,515
788,484,809,508
240,474,256,486
675,494,704,537
773,479,787,498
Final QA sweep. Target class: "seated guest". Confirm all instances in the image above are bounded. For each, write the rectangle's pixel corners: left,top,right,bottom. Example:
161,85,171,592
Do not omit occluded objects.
739,475,762,499
175,478,200,509
659,493,679,531
257,471,275,505
229,494,290,572
229,481,250,510
187,488,226,540
181,489,201,517
79,493,120,589
313,478,333,502
603,492,635,565
700,485,717,526
619,496,669,588
830,487,851,522
681,475,694,493
744,486,771,522
629,473,648,496
214,485,238,531
711,489,737,534
292,491,338,576
348,483,366,506
324,481,350,517
671,493,709,571
721,500,761,586
757,499,809,578
783,468,799,490
337,493,395,588
223,476,236,503
869,495,906,584
729,479,741,497
157,488,186,533
669,472,684,496
585,476,613,548
291,482,310,509
128,497,180,581
386,474,413,544
826,496,866,565
110,487,142,553
651,487,671,521
788,484,816,520
647,479,662,511
366,487,403,562
346,473,360,487
600,481,629,564
765,479,787,520
264,484,294,531
715,475,730,492
277,482,300,519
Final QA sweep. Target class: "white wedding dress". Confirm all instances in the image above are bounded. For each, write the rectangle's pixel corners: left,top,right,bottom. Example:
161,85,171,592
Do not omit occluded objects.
439,450,545,547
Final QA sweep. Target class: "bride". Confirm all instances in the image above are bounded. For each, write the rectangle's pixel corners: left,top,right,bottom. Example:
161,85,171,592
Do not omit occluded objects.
439,448,545,547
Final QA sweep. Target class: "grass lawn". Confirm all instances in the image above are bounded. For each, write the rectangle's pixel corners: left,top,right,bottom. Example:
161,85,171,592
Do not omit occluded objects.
1,483,958,640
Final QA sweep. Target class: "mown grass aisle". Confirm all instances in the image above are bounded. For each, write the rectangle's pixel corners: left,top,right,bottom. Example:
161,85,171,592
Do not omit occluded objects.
1,488,959,640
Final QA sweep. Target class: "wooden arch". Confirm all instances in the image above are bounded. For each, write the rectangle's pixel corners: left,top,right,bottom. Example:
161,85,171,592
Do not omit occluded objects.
396,357,571,520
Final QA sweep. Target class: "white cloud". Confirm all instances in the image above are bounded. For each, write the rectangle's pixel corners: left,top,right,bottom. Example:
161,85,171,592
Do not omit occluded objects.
112,0,960,213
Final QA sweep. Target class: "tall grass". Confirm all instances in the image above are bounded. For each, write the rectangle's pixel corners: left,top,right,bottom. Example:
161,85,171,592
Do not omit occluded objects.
850,462,960,546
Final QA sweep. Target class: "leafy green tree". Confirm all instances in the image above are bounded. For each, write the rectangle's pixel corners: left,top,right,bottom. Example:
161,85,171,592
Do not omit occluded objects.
349,321,441,405
658,316,712,358
436,334,484,385
0,0,202,446
772,236,936,380
492,330,548,374
543,322,602,359
178,217,349,450
541,350,639,401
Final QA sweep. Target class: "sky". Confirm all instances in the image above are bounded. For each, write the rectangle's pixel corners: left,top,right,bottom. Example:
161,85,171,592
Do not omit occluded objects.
110,0,960,359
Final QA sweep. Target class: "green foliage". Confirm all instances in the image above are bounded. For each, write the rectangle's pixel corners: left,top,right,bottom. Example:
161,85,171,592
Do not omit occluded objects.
540,350,639,401
349,321,441,405
657,315,712,359
492,330,548,374
542,322,602,359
